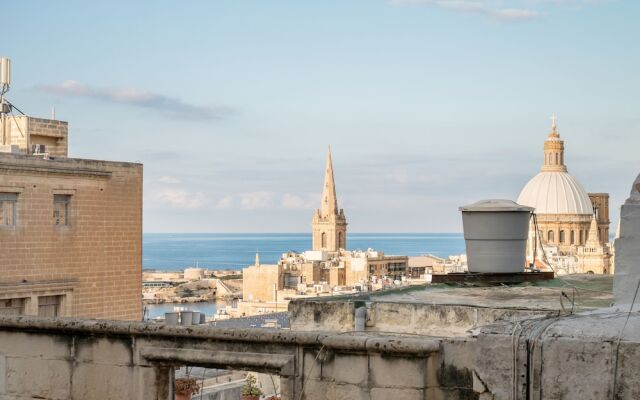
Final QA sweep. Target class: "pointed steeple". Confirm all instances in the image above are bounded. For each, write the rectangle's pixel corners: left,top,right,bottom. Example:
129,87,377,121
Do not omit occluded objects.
586,213,600,246
320,147,338,217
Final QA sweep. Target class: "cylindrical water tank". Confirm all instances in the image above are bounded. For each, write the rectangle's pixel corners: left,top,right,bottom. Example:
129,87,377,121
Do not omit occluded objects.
180,311,193,325
165,312,179,326
191,311,201,325
459,199,533,273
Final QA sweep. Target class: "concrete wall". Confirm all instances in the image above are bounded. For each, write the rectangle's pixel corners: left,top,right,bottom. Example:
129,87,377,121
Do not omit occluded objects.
0,310,639,399
289,299,558,336
0,153,142,320
0,316,440,400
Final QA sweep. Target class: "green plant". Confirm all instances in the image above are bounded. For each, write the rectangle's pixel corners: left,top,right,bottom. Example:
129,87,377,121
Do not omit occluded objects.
175,377,200,395
241,374,263,396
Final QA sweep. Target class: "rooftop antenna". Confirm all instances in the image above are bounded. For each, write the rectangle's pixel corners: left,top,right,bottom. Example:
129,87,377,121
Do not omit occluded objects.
0,57,11,146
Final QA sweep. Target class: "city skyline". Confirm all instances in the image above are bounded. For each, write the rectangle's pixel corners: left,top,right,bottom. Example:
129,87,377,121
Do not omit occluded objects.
4,0,639,232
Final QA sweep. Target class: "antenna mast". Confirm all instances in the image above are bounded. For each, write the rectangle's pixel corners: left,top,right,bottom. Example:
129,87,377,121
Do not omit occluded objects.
0,57,12,146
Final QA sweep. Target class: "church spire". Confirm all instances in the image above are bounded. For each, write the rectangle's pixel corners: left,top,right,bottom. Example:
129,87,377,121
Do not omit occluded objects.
320,147,338,216
541,114,567,173
586,213,600,246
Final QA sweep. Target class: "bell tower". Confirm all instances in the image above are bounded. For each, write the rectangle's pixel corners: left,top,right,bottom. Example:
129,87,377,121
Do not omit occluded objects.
542,114,567,173
312,148,347,252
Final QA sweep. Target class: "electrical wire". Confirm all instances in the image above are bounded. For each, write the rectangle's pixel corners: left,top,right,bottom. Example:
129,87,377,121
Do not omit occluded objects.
611,276,640,398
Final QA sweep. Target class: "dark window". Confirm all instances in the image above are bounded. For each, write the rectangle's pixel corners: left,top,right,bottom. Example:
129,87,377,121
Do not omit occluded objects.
559,230,565,243
53,194,71,226
0,298,26,316
547,230,554,243
0,193,17,227
321,232,327,248
570,230,575,245
38,295,63,317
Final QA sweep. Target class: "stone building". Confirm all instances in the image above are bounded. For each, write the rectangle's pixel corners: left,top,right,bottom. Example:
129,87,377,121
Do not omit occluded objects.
0,115,142,320
576,215,612,274
311,148,347,252
242,253,283,302
517,117,611,272
1,115,68,157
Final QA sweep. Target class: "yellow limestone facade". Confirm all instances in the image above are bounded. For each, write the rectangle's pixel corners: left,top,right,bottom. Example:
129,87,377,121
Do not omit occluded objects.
311,149,347,252
576,215,612,274
518,117,610,260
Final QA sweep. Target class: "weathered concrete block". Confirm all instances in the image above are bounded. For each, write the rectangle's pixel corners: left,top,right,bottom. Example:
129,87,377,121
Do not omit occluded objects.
539,338,613,400
6,357,71,399
71,362,135,399
303,350,322,379
369,354,425,388
371,387,423,400
302,378,335,400
334,383,370,400
0,354,5,394
75,336,133,366
0,331,70,359
322,353,368,385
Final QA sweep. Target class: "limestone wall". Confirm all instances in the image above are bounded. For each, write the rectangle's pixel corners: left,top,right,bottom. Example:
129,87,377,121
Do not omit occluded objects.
0,311,638,399
0,153,143,320
289,299,558,336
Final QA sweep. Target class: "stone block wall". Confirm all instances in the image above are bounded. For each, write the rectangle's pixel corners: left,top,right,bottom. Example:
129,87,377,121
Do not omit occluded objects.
0,154,143,320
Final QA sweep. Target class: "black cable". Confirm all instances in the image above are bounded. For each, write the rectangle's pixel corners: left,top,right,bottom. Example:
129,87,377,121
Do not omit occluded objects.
5,100,25,115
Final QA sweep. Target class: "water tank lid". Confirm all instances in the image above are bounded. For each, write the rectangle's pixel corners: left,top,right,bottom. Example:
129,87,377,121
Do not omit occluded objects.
459,199,534,212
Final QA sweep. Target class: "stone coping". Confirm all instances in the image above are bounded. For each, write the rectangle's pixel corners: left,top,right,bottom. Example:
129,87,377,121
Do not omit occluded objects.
0,316,440,355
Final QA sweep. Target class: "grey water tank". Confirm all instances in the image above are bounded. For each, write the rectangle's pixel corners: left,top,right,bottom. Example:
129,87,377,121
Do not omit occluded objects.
459,199,534,273
165,312,179,326
180,311,193,325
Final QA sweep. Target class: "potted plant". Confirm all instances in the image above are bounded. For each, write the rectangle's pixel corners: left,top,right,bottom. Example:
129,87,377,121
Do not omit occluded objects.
175,377,200,400
241,374,263,400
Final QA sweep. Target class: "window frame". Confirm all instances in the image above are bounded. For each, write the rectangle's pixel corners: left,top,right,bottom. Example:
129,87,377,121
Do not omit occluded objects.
0,192,18,228
53,194,72,227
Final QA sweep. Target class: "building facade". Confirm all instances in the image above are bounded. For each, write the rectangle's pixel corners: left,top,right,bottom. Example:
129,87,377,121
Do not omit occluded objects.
311,149,347,252
0,116,142,320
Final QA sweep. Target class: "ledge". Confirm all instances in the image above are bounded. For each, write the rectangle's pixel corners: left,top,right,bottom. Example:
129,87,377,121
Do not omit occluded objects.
0,316,442,355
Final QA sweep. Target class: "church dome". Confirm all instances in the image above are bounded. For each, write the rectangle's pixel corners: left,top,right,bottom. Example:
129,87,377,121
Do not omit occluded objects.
517,171,593,215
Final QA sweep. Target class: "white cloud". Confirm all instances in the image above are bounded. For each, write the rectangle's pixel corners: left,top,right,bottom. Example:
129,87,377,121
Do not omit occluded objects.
215,195,234,209
155,189,206,210
281,193,316,210
37,80,234,120
390,0,539,21
239,192,274,209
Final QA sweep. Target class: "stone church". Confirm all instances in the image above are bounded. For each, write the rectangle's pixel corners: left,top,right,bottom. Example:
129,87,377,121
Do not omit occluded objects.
517,117,611,274
311,148,347,252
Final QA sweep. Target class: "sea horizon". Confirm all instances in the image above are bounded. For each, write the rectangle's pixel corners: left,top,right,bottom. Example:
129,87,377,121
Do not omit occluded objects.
143,232,466,271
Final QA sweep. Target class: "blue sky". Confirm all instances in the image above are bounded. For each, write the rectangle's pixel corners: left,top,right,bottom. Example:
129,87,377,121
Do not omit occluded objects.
4,0,639,232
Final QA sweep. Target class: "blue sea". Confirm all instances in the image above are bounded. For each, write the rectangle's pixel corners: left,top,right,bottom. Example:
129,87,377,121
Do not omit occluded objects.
143,233,465,271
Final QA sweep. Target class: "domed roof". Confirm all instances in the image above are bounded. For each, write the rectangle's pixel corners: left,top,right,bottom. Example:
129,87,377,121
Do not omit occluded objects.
517,172,593,215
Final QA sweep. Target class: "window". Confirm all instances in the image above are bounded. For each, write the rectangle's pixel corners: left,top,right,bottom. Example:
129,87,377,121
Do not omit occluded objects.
547,230,554,243
580,230,584,244
53,194,71,226
559,230,565,243
0,193,17,227
0,298,26,316
570,230,575,245
338,232,343,249
38,295,63,317
321,232,327,248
